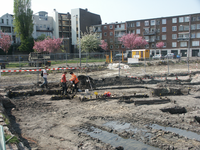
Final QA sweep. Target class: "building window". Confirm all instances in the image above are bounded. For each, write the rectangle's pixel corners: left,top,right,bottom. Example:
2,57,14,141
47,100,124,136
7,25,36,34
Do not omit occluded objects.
197,16,200,21
172,26,177,31
151,43,155,48
144,36,149,41
40,24,42,28
144,21,149,26
172,42,177,47
191,33,195,38
110,32,113,36
197,24,200,29
192,17,196,21
192,41,199,46
162,27,166,32
1,19,4,23
110,45,113,49
197,33,200,38
179,17,184,22
151,20,155,26
156,20,160,25
131,30,135,34
180,42,187,47
104,39,107,42
121,45,125,48
172,18,177,23
162,19,166,24
157,28,160,33
6,19,9,25
185,16,190,22
131,23,135,27
43,25,46,28
163,42,167,48
146,44,149,48
172,34,177,39
110,38,113,43
109,25,113,29
104,32,107,36
136,29,140,34
191,24,196,30
136,22,140,27
162,35,166,40
104,26,107,30
179,25,183,31
157,36,160,40
116,45,119,49
184,25,189,31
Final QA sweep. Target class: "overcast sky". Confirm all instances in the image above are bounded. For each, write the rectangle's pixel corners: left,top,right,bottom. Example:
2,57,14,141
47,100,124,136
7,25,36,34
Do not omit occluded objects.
1,0,200,24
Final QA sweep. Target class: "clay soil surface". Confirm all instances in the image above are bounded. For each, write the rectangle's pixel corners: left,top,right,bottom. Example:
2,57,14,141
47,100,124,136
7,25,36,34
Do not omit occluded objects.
1,62,200,150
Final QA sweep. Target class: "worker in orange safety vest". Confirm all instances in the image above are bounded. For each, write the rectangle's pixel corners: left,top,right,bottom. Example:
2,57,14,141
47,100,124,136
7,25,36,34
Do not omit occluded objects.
69,72,79,92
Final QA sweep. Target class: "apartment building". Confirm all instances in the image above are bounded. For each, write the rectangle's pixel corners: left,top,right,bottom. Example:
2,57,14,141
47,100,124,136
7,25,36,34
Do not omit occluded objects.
93,13,200,57
32,11,53,39
0,13,20,44
71,8,102,53
100,22,126,52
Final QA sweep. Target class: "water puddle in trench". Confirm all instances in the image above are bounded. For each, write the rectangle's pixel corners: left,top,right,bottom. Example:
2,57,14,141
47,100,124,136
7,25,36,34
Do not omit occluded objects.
81,126,160,150
150,124,200,141
103,121,152,139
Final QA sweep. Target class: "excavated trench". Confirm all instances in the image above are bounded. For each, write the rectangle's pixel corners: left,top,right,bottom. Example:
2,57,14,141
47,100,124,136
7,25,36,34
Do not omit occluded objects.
1,73,200,149
160,106,187,114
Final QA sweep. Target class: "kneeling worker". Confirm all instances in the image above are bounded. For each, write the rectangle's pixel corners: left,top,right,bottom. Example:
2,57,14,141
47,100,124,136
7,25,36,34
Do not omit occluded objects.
61,71,67,95
69,72,79,92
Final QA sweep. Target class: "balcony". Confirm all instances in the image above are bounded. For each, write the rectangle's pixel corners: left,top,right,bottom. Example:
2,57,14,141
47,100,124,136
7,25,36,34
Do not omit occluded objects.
147,39,156,43
115,27,126,31
143,31,156,35
177,37,189,41
36,27,53,31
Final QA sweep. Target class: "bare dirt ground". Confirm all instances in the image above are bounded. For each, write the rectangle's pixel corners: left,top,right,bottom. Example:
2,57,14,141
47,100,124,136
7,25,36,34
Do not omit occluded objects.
1,61,200,150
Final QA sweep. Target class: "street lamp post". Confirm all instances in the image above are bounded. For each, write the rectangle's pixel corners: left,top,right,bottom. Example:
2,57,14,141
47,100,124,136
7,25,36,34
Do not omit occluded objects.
77,15,81,66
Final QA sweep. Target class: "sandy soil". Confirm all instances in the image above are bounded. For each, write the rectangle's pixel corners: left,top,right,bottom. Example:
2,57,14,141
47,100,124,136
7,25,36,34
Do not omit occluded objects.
1,62,200,150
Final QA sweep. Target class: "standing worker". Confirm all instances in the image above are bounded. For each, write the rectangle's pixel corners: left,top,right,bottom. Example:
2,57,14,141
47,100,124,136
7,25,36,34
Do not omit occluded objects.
41,66,48,88
69,72,79,93
61,71,67,95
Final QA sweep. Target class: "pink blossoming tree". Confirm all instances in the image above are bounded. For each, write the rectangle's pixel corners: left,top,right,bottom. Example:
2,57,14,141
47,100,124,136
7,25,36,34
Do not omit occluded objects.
99,40,108,50
33,37,63,53
0,30,12,54
118,33,148,50
156,42,164,49
156,42,164,58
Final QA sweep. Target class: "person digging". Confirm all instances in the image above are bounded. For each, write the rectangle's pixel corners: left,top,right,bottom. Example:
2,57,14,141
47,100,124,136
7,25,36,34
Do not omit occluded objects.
69,72,79,93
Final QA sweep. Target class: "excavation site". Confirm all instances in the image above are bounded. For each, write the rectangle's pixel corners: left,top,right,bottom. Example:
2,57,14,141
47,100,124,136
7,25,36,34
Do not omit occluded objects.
1,61,200,150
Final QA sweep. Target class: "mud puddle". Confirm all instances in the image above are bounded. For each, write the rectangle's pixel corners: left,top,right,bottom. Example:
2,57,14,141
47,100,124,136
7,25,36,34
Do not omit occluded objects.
150,124,200,141
81,126,160,150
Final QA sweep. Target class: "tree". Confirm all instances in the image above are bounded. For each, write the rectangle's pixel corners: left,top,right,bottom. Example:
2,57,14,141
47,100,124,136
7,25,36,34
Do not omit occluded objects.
118,33,148,50
77,32,101,53
156,42,164,59
0,31,12,54
36,34,47,41
33,37,63,53
156,42,164,49
99,40,108,50
14,0,34,52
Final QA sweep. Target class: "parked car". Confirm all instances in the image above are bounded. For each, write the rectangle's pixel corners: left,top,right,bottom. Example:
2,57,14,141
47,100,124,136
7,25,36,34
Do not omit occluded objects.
152,54,164,60
176,54,181,59
164,53,174,59
112,54,127,62
0,59,7,69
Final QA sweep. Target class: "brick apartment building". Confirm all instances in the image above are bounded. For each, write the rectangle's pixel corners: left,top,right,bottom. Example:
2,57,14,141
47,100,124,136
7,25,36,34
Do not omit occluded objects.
92,13,200,57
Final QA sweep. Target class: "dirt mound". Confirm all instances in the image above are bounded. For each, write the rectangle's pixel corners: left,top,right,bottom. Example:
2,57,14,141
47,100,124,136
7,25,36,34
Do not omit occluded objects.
78,75,96,90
